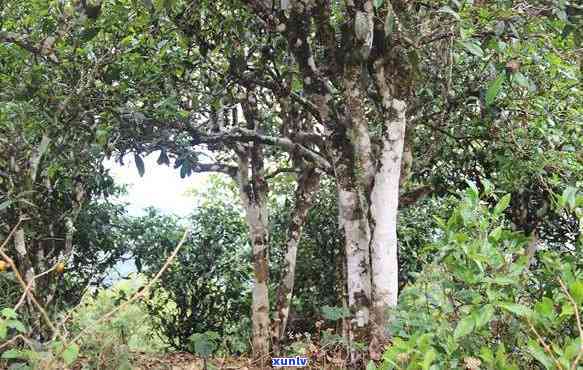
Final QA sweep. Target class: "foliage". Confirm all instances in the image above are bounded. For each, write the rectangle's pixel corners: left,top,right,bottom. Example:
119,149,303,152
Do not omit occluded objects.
0,308,26,343
66,276,165,369
128,205,252,352
381,184,583,369
61,192,131,305
0,276,165,369
189,331,220,358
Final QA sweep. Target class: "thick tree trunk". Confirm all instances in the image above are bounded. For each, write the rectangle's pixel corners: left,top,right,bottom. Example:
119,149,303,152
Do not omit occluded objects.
369,97,407,356
272,166,321,353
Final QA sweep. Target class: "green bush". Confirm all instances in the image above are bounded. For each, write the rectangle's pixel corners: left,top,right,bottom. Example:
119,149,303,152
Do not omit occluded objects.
129,206,253,353
0,276,164,369
381,183,583,369
66,275,166,369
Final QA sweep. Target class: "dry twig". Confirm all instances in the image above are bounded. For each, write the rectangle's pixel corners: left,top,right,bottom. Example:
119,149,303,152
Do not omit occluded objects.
558,278,583,370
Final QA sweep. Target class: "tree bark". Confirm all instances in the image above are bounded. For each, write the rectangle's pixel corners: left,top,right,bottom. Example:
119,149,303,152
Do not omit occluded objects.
238,94,271,365
334,126,373,364
369,98,407,357
237,152,270,364
272,166,321,353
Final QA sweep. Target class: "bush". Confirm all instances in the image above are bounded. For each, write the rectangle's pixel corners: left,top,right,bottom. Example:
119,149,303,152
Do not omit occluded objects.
0,276,164,369
381,183,583,369
129,206,253,352
66,275,166,369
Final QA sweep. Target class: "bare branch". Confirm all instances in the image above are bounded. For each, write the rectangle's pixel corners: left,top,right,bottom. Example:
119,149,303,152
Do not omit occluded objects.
191,163,239,178
265,167,298,180
217,128,332,171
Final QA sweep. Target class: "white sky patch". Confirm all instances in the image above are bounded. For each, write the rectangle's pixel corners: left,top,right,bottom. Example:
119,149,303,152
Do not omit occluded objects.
104,154,210,217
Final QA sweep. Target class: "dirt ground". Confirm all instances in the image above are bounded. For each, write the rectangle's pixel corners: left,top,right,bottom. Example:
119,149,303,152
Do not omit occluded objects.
74,351,349,370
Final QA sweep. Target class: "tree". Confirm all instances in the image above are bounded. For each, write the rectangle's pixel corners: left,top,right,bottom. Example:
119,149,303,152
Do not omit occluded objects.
103,0,581,364
0,0,139,337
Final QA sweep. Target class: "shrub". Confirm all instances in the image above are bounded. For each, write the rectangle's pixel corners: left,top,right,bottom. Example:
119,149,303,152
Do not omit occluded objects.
129,206,253,352
380,183,583,369
66,275,166,369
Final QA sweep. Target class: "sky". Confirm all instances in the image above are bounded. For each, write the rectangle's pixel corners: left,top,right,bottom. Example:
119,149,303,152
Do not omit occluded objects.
102,154,212,281
104,154,210,217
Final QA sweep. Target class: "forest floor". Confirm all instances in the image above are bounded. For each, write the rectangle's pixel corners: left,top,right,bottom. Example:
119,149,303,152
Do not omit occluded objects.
71,352,249,369
70,350,349,369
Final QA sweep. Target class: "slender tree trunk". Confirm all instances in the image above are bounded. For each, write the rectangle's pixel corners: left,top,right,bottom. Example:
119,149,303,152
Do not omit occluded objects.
331,60,380,366
237,154,270,364
337,185,372,365
238,94,271,365
272,166,321,353
13,227,47,339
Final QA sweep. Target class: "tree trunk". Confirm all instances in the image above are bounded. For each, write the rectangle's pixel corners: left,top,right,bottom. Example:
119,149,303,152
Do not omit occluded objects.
13,227,48,339
368,97,407,357
272,166,321,353
237,154,270,364
337,185,372,365
238,94,271,365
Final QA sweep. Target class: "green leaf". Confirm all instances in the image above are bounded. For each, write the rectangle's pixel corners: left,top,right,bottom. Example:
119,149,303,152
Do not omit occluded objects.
7,319,26,333
569,281,583,305
96,128,109,146
373,0,384,9
493,194,511,216
1,349,25,359
134,154,145,177
489,226,503,241
291,77,303,93
480,346,495,365
157,150,170,166
495,343,509,367
560,302,575,318
1,308,17,319
475,304,495,328
565,338,582,361
180,162,190,178
0,321,7,339
62,343,80,365
498,302,533,318
562,186,578,209
421,349,437,370
512,72,530,88
492,276,516,286
486,72,506,106
460,39,484,58
534,297,555,318
366,360,377,370
527,339,553,369
465,180,480,202
454,315,475,339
